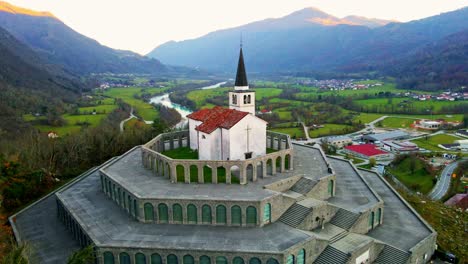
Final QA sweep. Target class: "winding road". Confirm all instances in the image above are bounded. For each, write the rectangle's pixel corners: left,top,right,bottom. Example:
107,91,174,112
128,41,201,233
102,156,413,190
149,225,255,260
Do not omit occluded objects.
428,161,459,200
119,107,136,132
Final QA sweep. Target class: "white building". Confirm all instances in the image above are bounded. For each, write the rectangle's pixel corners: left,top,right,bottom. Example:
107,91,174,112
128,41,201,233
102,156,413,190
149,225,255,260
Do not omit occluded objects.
187,47,267,160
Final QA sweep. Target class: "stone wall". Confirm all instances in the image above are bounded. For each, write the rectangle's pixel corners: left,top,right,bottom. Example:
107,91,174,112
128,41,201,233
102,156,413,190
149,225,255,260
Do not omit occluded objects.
141,131,294,185
297,202,339,231
407,234,437,264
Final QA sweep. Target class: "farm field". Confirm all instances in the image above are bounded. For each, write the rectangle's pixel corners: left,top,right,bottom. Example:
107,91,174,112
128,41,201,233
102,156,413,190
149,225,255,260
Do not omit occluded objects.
308,124,354,138
355,97,468,113
411,134,462,152
352,113,383,124
270,127,305,139
375,114,464,129
103,87,168,120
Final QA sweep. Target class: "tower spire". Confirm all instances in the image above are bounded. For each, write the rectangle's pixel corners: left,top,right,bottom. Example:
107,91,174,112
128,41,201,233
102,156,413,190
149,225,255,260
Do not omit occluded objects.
235,42,248,88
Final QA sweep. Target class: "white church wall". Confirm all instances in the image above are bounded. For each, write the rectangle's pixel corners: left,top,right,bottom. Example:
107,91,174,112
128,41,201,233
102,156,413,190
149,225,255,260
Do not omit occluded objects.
198,129,222,160
228,114,267,160
221,128,230,160
188,119,202,150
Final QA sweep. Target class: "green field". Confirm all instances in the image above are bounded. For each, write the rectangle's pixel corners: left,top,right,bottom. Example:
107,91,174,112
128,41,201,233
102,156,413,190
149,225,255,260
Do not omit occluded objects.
270,127,305,139
388,156,435,194
78,104,118,114
352,113,383,124
355,97,468,113
103,87,168,120
411,134,462,152
308,124,354,138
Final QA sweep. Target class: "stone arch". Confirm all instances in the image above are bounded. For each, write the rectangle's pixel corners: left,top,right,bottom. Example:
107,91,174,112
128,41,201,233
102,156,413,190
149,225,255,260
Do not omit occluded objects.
377,208,382,225
249,257,261,264
285,154,292,170
127,195,131,213
266,259,279,264
119,252,131,264
246,164,254,181
230,165,241,184
328,179,334,197
275,156,282,173
233,257,245,264
167,254,178,264
190,165,198,182
256,161,264,178
246,206,257,225
202,204,212,224
266,159,273,175
243,95,247,104
136,253,147,264
203,165,212,183
216,256,228,264
159,160,164,176
158,203,168,223
103,252,114,264
297,249,305,264
133,199,138,217
369,211,375,229
200,256,211,264
151,254,162,264
217,166,226,183
183,255,194,264
176,164,185,183
187,204,198,224
263,203,271,224
286,255,294,264
144,203,154,221
231,205,242,226
173,203,183,223
216,205,227,224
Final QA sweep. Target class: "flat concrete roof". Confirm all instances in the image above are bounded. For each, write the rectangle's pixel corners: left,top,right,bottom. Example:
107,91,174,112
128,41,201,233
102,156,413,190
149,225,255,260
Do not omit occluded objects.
358,169,433,250
100,144,331,202
57,169,312,252
327,157,380,212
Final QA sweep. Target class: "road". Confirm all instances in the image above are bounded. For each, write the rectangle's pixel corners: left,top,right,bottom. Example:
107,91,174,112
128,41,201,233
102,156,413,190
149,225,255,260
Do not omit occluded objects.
119,107,136,132
428,161,460,200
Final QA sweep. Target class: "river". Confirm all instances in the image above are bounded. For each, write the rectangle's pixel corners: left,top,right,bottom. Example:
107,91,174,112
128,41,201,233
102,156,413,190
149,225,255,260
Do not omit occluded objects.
149,81,227,128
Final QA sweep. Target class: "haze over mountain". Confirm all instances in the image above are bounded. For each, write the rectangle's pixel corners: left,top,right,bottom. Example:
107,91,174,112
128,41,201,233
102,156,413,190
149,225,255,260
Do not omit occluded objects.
148,6,468,89
0,1,167,75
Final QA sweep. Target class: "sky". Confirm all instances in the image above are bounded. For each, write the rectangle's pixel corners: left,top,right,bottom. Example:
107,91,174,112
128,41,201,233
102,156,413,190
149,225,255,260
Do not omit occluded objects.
7,0,468,55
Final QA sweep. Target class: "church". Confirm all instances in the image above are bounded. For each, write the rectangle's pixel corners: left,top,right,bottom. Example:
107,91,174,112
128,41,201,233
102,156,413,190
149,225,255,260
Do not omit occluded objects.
187,47,267,160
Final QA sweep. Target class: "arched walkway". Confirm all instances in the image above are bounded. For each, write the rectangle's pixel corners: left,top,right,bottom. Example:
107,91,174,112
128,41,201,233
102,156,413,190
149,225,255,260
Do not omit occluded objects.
176,164,185,183
216,205,227,224
202,204,212,224
246,164,254,181
230,165,240,184
144,203,154,221
217,166,226,183
246,206,257,225
187,204,198,224
231,205,242,225
190,165,198,182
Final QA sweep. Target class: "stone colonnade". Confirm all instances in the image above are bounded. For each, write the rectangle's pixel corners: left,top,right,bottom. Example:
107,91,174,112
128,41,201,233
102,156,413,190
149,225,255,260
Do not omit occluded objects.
142,131,293,185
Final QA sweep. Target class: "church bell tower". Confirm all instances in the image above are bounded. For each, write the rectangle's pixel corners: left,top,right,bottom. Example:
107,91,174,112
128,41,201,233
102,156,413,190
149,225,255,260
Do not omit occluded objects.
229,46,255,115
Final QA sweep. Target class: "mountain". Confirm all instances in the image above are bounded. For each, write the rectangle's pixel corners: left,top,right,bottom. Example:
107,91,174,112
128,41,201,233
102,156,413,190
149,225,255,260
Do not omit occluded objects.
148,6,468,86
0,1,166,75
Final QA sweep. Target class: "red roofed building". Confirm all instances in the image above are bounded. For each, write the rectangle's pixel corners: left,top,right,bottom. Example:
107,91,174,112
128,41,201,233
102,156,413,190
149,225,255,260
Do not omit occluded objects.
444,194,468,211
344,144,393,160
187,47,267,161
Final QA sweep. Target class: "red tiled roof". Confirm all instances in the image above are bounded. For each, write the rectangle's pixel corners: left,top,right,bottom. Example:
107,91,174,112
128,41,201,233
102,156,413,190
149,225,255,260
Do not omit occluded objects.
187,106,250,134
344,144,388,157
444,194,468,210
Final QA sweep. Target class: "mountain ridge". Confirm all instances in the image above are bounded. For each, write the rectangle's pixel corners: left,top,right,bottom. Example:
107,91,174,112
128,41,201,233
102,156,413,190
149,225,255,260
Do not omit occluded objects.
0,1,56,19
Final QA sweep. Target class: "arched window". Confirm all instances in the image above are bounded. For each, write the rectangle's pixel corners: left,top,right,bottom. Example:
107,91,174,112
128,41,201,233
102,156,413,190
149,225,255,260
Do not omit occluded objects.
103,252,114,264
167,254,179,264
158,204,168,223
200,256,211,264
173,203,183,223
119,252,131,264
187,204,198,224
232,94,237,104
369,211,375,229
328,180,334,196
266,259,279,264
144,203,154,221
202,205,212,224
246,206,257,225
136,253,147,264
216,205,227,224
183,255,194,264
151,253,162,264
247,94,251,104
216,256,228,264
377,208,382,225
297,249,305,264
263,203,271,224
286,255,294,264
127,195,131,212
100,176,104,191
133,199,138,217
233,257,245,264
249,257,261,264
231,205,242,225
118,188,121,205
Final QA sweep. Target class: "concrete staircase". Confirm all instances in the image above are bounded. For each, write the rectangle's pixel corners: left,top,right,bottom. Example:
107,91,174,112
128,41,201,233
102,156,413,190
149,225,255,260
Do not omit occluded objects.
374,245,410,264
279,203,311,227
330,208,360,230
313,246,350,264
290,177,317,195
